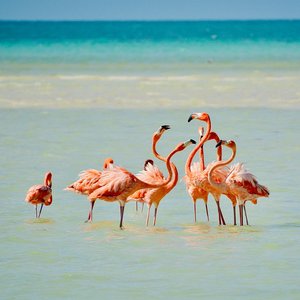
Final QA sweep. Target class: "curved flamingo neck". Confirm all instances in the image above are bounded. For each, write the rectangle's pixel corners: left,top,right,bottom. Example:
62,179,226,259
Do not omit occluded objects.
208,146,236,191
44,173,52,187
199,141,205,171
152,132,177,187
185,117,211,177
163,147,182,185
213,136,222,161
166,162,179,190
152,135,165,161
217,145,222,161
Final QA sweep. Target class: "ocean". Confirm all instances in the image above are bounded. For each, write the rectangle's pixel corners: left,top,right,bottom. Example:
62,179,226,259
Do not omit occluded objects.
0,21,299,299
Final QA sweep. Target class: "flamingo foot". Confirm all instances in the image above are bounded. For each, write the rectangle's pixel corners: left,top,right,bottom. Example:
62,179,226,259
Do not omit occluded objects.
85,201,95,223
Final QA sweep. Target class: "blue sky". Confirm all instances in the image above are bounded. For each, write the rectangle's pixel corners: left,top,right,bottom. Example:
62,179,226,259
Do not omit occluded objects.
1,0,300,20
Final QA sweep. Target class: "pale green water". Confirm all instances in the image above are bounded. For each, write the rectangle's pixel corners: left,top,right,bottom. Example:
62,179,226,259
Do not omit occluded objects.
1,108,299,299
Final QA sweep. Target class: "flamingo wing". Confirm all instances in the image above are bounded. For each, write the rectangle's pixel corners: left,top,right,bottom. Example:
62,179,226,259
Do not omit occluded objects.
91,166,138,199
227,163,269,197
66,169,103,194
136,163,165,184
25,185,52,204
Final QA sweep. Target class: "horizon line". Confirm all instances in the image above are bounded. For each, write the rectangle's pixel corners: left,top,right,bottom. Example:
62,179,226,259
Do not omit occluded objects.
1,18,300,22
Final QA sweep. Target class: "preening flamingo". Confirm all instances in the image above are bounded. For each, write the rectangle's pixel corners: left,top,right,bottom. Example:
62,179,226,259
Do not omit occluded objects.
187,112,228,225
25,172,53,218
89,139,196,228
209,140,270,226
130,125,181,226
65,157,114,222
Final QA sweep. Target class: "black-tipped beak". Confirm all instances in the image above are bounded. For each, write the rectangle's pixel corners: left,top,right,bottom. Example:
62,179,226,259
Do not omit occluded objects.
190,139,196,144
188,115,194,122
216,140,223,148
161,125,171,130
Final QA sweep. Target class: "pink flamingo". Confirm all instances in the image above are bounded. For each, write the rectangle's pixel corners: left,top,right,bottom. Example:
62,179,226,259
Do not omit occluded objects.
187,112,228,225
25,172,53,218
135,159,155,212
89,139,196,228
65,157,114,222
205,131,238,225
209,140,270,226
130,125,181,226
184,126,209,222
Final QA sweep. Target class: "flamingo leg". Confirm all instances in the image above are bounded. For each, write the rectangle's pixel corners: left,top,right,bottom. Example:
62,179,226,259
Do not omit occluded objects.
205,202,210,222
239,204,244,226
216,201,221,225
216,201,226,225
194,201,197,223
119,204,125,229
85,200,95,223
233,205,237,226
135,202,138,212
38,204,44,218
243,204,249,225
146,205,151,226
153,207,158,226
141,202,144,212
35,205,38,218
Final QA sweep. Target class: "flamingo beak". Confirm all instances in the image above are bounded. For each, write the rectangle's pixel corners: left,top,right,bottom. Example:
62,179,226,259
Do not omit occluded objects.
188,114,195,122
216,140,223,148
184,139,196,147
161,125,171,131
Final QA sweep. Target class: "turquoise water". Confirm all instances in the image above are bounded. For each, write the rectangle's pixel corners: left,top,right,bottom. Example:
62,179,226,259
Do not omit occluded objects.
0,21,300,108
0,21,300,299
1,108,299,299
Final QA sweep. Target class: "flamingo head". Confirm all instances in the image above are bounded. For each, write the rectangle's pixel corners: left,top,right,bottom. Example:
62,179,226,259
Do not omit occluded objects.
45,195,53,206
216,140,236,151
208,131,220,142
143,159,154,170
176,139,196,151
188,112,210,123
44,172,52,188
153,125,171,142
103,157,114,169
198,126,205,139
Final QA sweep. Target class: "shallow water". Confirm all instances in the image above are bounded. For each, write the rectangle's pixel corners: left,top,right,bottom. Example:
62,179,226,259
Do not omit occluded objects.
1,20,300,299
0,108,299,299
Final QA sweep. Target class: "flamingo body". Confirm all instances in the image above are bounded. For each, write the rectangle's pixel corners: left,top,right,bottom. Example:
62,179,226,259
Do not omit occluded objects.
226,163,269,204
25,172,52,218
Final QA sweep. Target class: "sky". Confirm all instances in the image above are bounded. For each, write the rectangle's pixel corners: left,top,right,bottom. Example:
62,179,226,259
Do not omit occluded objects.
0,0,300,21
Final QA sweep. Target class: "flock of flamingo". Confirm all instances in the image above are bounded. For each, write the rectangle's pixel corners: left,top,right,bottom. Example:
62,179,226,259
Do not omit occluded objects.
25,112,270,228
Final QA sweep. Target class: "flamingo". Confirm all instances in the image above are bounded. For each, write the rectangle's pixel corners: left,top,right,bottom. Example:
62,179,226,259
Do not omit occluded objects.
187,112,228,225
183,126,209,222
89,139,196,228
130,125,181,226
135,159,155,212
65,157,114,222
25,172,53,218
208,140,270,226
205,131,238,225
